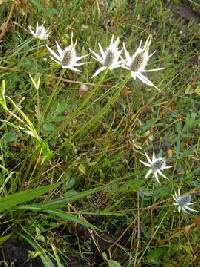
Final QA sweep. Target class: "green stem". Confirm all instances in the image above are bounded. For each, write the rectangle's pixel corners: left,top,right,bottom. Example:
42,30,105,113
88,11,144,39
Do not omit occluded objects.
36,87,41,132
47,69,109,141
71,74,131,140
42,69,65,122
36,40,41,132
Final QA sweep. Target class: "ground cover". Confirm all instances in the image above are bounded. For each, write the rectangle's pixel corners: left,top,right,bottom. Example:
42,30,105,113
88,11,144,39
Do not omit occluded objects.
0,0,199,266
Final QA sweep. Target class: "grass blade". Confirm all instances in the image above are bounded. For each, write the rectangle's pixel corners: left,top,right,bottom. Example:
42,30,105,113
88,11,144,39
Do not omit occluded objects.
0,184,58,213
19,233,55,267
33,181,117,209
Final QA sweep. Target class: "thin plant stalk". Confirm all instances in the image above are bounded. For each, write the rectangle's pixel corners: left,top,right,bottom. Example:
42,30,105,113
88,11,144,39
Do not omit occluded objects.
71,74,131,139
42,69,66,122
47,69,109,141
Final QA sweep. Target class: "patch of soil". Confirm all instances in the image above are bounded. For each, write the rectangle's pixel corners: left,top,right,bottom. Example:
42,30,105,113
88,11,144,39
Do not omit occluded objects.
166,0,200,22
66,256,87,267
0,237,43,267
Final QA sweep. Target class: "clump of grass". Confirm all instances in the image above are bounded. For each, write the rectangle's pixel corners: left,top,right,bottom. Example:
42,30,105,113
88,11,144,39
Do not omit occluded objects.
0,0,199,266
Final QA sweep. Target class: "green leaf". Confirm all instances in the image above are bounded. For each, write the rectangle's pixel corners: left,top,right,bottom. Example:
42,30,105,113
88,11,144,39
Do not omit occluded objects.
78,163,86,174
7,96,36,133
41,209,96,229
102,252,122,266
19,233,54,267
119,179,141,193
1,131,17,145
0,184,58,213
29,74,41,90
34,183,113,209
147,247,165,264
107,260,122,267
0,234,12,245
16,206,96,229
37,141,53,163
154,186,171,198
42,123,55,135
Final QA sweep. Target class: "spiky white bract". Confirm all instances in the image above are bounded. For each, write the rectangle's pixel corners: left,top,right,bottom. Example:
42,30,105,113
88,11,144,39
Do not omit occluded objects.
47,33,88,72
122,35,163,90
90,35,123,77
140,152,172,183
28,22,48,40
173,189,197,213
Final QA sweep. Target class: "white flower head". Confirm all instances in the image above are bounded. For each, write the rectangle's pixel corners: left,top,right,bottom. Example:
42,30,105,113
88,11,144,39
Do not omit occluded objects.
173,189,197,213
90,35,123,77
122,35,163,90
47,32,88,72
28,22,48,40
140,152,172,183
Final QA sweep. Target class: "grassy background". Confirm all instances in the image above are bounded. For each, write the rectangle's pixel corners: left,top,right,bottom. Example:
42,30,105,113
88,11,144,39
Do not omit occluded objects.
0,0,200,266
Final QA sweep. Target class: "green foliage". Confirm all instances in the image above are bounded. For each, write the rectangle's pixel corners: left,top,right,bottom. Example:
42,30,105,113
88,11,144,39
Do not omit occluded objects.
0,184,58,213
19,232,55,267
108,260,122,267
0,0,199,266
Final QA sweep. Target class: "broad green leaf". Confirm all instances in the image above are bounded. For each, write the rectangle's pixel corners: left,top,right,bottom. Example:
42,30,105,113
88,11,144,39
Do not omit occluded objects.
119,179,141,193
102,253,122,267
42,123,55,135
34,183,113,209
1,131,17,144
0,184,58,213
108,260,122,267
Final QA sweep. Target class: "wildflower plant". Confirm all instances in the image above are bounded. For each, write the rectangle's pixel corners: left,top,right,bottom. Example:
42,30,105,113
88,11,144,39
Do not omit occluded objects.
122,35,163,90
89,35,123,77
28,22,49,40
47,32,88,72
173,189,197,214
1,2,199,264
140,152,172,183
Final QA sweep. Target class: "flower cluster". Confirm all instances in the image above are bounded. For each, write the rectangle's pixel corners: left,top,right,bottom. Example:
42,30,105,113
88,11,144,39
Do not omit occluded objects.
28,23,198,215
140,152,197,214
29,23,162,90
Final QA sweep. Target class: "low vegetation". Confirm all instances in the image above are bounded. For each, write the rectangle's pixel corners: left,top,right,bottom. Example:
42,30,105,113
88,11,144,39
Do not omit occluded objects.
0,0,199,266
